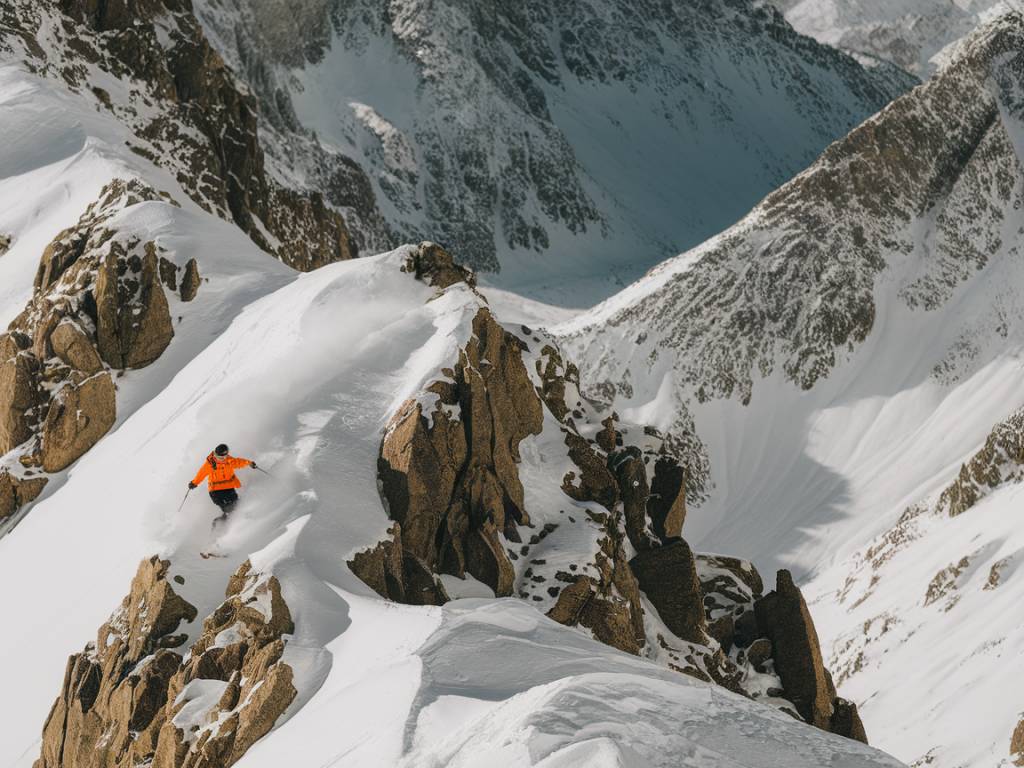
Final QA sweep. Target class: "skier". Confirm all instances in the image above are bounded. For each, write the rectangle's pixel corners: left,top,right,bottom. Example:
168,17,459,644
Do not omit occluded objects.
188,444,257,528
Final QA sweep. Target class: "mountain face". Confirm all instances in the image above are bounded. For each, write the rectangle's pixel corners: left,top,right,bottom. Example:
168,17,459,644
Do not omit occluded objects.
559,13,1024,766
192,0,914,302
774,0,1016,77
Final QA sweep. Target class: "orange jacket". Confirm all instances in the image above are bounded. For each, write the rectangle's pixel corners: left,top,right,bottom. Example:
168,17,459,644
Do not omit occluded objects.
192,453,252,491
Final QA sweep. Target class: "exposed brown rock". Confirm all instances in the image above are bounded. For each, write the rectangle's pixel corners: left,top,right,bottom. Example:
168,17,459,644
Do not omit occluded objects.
0,330,29,360
373,305,542,595
648,456,687,539
534,343,580,422
180,258,200,302
831,697,868,744
629,540,706,644
562,431,618,509
596,415,619,452
746,637,773,672
754,570,834,730
36,557,297,768
50,321,103,374
0,470,47,521
158,256,178,292
96,242,174,369
403,241,475,289
41,372,116,472
0,352,38,453
1012,717,1024,766
348,523,448,606
608,446,656,551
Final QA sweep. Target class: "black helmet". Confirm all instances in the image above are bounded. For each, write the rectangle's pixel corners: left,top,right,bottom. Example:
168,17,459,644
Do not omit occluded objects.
214,443,229,457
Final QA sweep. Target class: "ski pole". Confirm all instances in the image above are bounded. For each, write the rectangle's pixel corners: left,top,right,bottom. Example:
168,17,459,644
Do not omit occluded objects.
176,487,192,513
253,465,273,478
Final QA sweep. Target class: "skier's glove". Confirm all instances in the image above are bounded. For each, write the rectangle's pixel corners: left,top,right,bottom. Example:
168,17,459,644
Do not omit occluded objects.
188,482,197,490
251,461,257,468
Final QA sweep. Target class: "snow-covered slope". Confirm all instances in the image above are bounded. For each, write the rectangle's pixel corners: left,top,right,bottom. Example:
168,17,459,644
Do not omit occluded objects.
559,13,1024,766
194,0,913,303
0,248,905,768
775,0,1021,77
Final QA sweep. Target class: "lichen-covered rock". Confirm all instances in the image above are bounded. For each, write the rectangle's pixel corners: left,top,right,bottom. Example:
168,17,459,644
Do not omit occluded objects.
630,540,707,644
41,372,116,473
35,557,297,768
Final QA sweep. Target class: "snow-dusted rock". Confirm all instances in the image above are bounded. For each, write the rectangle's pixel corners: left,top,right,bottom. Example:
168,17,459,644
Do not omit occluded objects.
194,0,913,301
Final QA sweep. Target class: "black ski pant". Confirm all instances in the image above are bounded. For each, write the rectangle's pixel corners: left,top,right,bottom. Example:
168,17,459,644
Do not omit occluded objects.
209,489,239,520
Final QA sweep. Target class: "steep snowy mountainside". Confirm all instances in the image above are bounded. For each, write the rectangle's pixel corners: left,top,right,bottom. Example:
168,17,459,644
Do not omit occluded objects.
558,12,1024,767
0,0,393,534
0,0,371,272
808,404,1024,767
194,0,914,303
775,0,1020,77
0,248,905,768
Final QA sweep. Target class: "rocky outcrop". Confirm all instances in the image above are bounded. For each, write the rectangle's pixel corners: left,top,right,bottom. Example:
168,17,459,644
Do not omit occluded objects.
0,469,47,521
1,180,193,516
545,508,647,656
1012,717,1024,765
0,341,37,454
402,241,476,290
41,373,117,473
371,302,543,596
3,0,363,271
348,523,449,606
937,407,1024,517
50,321,103,374
36,557,296,768
751,570,868,743
95,242,173,369
630,541,706,644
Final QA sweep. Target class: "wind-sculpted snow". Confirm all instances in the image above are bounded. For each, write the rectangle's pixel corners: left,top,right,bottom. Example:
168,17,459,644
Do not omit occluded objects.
194,0,912,302
397,600,903,768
